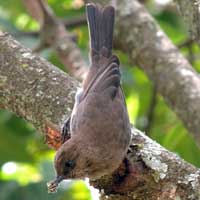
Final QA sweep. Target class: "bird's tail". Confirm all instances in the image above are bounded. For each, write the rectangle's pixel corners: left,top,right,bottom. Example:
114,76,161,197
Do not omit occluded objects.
86,3,115,62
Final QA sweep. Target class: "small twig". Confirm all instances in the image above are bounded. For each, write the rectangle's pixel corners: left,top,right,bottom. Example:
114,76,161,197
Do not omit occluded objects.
178,38,196,65
14,31,39,38
188,44,195,65
143,85,157,135
62,14,87,28
178,38,195,49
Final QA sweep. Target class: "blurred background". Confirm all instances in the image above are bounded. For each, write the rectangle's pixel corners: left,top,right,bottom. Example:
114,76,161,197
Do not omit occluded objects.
0,0,200,199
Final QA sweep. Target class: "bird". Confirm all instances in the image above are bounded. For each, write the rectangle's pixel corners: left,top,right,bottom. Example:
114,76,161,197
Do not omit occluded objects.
47,3,131,193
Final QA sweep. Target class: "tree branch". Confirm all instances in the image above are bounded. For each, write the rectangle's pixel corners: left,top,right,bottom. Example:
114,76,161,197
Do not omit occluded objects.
23,0,88,80
175,0,200,41
1,31,200,199
0,31,78,136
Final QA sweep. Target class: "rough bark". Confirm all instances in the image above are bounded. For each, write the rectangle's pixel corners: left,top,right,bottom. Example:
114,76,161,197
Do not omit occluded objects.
87,0,200,145
175,0,200,41
0,31,79,135
1,32,200,199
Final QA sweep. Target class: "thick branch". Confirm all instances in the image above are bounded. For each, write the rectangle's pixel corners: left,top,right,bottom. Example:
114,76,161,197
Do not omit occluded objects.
87,0,200,145
95,128,200,200
0,31,78,135
175,0,200,40
1,32,200,199
23,0,88,80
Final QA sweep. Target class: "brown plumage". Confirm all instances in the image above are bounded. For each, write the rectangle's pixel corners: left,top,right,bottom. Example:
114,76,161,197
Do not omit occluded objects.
47,3,131,193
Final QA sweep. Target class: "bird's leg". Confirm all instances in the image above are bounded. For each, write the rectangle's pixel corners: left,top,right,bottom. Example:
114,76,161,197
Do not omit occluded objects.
61,116,71,143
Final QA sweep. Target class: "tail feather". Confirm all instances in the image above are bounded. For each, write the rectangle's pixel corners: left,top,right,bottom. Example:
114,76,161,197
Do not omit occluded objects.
86,3,114,60
82,4,118,97
101,7,114,54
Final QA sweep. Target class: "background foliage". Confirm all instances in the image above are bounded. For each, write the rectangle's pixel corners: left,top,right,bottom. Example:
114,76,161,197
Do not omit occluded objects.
0,0,200,199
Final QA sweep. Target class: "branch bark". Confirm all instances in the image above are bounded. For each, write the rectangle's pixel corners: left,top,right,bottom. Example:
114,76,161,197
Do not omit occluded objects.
23,0,88,80
1,31,200,200
175,0,200,41
0,31,78,135
86,0,200,146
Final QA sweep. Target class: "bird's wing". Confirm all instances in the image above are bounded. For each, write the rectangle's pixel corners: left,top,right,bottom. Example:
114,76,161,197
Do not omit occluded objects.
62,4,122,142
81,55,121,100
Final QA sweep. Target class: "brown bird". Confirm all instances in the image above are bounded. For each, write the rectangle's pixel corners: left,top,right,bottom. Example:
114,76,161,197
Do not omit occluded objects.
47,3,131,193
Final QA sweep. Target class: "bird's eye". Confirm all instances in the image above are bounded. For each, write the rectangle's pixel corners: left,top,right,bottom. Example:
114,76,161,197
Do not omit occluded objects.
65,160,75,168
64,160,75,174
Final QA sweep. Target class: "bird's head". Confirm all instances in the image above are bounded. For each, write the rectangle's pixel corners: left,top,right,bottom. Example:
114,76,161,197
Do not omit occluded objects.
54,142,78,178
47,141,80,193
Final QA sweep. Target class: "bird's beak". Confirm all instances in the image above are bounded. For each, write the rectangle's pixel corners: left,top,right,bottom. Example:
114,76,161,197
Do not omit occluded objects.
55,175,64,184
